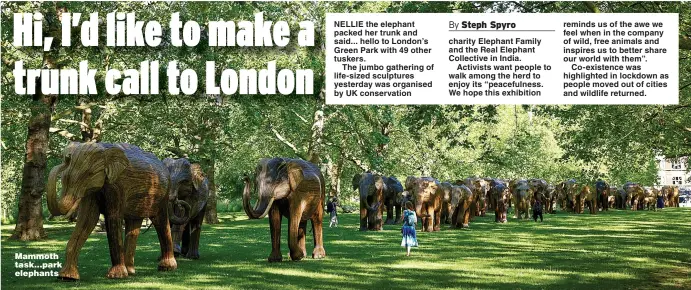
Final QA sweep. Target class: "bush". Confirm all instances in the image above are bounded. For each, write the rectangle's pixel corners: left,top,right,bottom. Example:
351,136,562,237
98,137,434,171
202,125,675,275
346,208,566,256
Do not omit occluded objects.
218,199,243,213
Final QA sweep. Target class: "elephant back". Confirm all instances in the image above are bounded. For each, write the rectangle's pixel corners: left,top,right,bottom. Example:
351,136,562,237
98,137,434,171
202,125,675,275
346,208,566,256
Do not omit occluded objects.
105,143,170,189
385,176,404,195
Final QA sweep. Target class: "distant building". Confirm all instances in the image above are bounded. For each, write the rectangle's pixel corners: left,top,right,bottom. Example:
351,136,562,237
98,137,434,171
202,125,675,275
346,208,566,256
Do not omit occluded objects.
656,156,689,186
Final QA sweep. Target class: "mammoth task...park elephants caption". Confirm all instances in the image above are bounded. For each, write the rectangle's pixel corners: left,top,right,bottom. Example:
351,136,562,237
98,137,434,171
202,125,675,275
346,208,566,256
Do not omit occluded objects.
243,158,326,262
46,143,189,280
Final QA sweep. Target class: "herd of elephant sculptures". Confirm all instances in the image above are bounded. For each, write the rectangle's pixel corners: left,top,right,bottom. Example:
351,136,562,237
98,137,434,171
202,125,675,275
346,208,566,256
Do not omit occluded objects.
354,173,682,233
45,142,681,281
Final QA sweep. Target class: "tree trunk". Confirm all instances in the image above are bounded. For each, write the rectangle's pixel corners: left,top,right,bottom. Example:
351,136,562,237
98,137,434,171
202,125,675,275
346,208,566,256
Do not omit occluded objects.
306,103,325,165
11,3,64,240
203,158,219,224
11,94,56,241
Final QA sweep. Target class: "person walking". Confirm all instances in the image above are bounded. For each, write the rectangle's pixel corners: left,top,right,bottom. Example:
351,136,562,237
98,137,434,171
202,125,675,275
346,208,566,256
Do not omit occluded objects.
401,201,418,256
533,199,543,222
328,197,339,227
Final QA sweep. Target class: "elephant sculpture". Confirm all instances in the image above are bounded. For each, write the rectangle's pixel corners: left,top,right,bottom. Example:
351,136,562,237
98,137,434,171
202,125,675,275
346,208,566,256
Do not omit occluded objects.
489,179,510,223
610,186,625,209
440,182,454,224
529,179,552,213
355,173,386,231
511,179,531,219
449,185,475,228
580,185,598,214
409,177,442,232
242,158,326,262
465,177,489,217
46,142,187,280
642,187,658,211
557,179,579,212
595,179,610,211
383,176,405,224
625,182,646,211
662,186,680,207
163,158,209,259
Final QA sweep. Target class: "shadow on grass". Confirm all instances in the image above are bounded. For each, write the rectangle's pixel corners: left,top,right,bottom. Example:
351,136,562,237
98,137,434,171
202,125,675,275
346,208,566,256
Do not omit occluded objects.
2,208,690,289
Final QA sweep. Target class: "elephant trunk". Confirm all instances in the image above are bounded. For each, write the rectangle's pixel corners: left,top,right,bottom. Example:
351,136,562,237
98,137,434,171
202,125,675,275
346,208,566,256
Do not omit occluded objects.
46,164,78,217
167,184,192,225
242,176,275,219
415,199,427,217
168,200,191,225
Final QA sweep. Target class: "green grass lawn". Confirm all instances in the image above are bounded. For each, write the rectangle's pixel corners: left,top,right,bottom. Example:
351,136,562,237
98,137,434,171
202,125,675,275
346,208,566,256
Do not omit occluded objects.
2,208,691,289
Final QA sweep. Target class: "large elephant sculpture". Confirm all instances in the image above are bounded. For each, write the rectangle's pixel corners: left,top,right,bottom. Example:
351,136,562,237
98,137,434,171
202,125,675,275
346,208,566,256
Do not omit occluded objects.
46,142,187,280
625,182,646,211
163,158,209,259
489,179,510,223
409,177,443,232
243,158,326,262
355,173,386,231
383,176,404,224
529,179,552,213
440,182,454,224
511,179,531,219
449,185,475,228
465,177,489,217
595,179,610,211
662,186,680,207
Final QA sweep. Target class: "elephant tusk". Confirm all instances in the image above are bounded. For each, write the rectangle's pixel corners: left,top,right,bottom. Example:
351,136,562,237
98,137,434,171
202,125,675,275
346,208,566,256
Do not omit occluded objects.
64,198,82,219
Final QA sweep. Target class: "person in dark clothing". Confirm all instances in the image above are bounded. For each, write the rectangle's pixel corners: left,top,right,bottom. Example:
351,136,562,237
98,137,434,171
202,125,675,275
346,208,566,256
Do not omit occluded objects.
328,198,339,227
533,199,543,222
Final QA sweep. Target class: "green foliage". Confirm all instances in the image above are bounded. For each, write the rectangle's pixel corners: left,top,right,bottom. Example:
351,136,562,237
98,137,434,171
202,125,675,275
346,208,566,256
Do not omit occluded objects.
2,210,691,289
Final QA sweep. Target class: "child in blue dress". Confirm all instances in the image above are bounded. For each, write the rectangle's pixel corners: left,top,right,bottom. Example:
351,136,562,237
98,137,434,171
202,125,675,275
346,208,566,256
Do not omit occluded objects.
401,201,418,256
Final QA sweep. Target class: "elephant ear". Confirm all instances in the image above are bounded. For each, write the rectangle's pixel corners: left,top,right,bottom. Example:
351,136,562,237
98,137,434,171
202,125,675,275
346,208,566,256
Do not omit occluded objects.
190,163,206,192
405,176,416,191
286,163,304,192
104,147,129,182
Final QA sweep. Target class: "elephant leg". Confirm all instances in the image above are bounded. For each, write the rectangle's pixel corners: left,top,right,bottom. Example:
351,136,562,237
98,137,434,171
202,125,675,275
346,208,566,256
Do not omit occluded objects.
171,223,184,256
395,205,402,224
385,201,394,225
104,212,128,279
462,202,471,228
124,218,143,275
152,207,177,272
376,200,384,230
288,204,306,261
184,212,204,260
297,220,308,259
359,203,368,231
58,195,99,280
433,206,441,231
311,211,326,259
267,204,283,262
181,223,191,256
